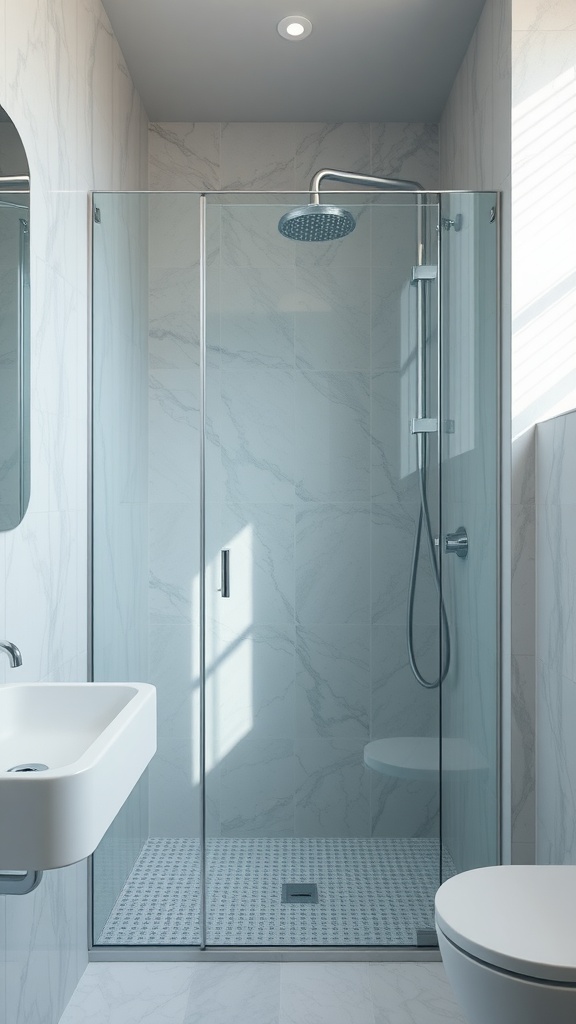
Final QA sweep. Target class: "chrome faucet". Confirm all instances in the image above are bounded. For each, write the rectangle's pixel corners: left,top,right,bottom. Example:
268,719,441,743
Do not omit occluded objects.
0,641,22,667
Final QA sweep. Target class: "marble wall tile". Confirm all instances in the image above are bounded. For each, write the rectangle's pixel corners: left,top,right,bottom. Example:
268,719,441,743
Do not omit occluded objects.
207,502,295,628
149,267,199,371
371,504,436,628
466,0,495,191
219,266,295,370
371,123,440,190
512,503,535,657
370,772,439,840
294,266,370,371
5,863,87,1024
370,625,438,740
294,123,371,190
149,123,221,190
148,624,200,838
295,625,370,739
220,123,296,191
220,738,294,838
536,413,576,506
492,0,512,189
206,623,296,747
511,653,536,846
295,371,370,502
149,193,200,272
296,503,370,625
512,428,535,505
370,265,416,374
149,502,199,624
220,204,296,270
513,0,576,31
536,660,576,862
76,0,114,188
294,739,370,837
149,371,199,505
536,499,576,679
371,372,420,505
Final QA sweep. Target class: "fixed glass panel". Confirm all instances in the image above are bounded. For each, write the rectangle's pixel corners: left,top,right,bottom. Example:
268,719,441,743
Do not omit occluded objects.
203,193,442,946
439,192,500,878
91,192,203,945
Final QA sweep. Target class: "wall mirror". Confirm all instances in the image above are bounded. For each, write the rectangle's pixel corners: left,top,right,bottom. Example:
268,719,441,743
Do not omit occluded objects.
0,105,30,529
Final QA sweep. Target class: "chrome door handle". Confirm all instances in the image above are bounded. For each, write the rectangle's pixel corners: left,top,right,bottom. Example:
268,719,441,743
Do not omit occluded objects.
219,549,230,597
445,527,468,559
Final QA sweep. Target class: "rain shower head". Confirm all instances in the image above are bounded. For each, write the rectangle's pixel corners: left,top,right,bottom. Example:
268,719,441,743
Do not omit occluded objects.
278,167,422,243
278,204,356,242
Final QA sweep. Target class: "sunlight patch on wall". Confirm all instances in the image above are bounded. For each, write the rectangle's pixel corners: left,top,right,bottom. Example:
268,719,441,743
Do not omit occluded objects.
512,64,576,438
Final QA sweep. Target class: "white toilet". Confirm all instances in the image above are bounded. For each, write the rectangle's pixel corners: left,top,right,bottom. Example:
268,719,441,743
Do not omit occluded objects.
435,866,576,1024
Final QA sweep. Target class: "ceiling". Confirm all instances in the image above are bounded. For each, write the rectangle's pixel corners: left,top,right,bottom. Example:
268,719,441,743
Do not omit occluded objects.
101,0,486,123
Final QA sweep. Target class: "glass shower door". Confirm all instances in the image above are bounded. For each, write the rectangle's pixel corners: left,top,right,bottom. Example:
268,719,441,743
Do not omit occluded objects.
202,192,443,947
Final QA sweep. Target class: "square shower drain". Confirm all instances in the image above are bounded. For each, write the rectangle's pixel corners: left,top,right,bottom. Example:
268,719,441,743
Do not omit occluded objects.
281,883,319,905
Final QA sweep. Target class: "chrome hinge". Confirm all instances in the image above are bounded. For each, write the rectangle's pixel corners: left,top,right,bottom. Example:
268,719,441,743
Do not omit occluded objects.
411,265,437,284
411,417,438,434
94,207,101,224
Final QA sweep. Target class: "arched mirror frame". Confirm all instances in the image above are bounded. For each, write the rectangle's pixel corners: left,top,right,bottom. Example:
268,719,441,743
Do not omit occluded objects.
0,104,30,530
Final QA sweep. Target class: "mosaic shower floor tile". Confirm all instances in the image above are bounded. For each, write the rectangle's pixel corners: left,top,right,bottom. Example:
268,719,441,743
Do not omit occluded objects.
97,837,453,947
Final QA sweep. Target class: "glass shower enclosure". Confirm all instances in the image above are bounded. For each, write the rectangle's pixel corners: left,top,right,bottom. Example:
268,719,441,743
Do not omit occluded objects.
90,187,500,953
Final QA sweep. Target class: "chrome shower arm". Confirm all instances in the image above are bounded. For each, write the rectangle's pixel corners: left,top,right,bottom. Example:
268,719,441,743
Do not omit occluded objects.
309,168,423,205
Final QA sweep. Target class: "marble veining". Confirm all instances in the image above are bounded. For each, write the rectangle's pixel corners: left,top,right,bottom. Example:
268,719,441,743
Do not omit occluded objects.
536,412,576,862
58,962,466,1024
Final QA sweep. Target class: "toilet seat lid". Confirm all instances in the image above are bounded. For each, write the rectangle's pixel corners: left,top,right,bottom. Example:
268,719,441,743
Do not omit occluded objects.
435,866,576,984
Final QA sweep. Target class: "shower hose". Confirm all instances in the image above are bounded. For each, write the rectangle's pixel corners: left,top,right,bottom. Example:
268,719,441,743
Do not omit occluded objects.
407,456,451,689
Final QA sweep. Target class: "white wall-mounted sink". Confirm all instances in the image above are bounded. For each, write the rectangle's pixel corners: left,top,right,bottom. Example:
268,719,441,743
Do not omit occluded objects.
0,682,156,870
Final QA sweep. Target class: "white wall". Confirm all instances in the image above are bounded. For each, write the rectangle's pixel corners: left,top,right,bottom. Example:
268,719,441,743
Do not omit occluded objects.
0,1,147,1021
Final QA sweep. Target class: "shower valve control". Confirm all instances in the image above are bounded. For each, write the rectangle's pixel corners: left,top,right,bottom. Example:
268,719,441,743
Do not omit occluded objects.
445,527,468,559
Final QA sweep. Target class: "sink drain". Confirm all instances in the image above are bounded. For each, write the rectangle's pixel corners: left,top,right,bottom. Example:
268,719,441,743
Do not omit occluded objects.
7,763,49,773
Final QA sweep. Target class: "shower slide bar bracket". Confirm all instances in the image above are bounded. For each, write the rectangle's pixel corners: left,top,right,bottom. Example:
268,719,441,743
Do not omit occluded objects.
411,265,437,284
411,418,438,434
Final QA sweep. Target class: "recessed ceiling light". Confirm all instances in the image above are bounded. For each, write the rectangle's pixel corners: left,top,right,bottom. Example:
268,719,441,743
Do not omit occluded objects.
277,16,313,41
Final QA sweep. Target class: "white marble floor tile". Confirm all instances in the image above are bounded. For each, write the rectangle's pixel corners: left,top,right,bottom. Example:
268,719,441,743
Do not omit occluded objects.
58,961,466,1024
280,963,375,1024
369,963,466,1024
184,963,281,1024
58,963,193,1024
